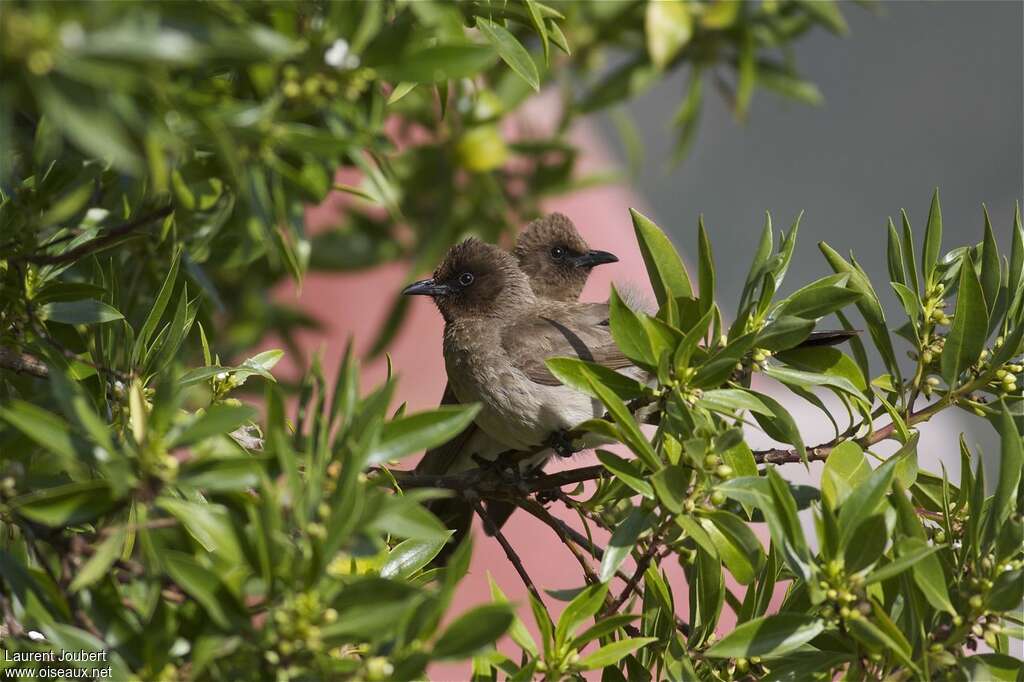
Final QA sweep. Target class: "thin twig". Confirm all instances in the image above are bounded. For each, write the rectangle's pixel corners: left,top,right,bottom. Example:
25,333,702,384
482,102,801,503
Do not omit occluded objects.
751,393,960,465
16,205,174,265
0,347,49,378
517,499,601,584
389,464,609,495
472,499,545,609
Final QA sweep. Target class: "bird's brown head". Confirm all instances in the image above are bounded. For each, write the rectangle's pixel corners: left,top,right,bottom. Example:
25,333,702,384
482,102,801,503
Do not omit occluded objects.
513,213,618,301
402,238,535,322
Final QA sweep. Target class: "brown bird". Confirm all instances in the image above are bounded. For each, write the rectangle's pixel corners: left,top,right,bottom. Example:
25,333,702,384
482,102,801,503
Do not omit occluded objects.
413,215,619,538
403,238,638,454
513,212,619,301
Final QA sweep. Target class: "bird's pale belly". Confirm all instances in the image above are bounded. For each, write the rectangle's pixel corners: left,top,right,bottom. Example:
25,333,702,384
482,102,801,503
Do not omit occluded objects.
449,365,601,451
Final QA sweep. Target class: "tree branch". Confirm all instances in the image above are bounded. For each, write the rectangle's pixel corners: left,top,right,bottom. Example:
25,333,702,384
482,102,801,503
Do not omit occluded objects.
751,393,961,465
472,499,545,608
17,205,173,265
0,347,49,378
388,464,609,496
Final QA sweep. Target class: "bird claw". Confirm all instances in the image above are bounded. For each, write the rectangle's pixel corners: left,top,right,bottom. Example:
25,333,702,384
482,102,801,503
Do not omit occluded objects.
546,430,579,458
471,453,520,485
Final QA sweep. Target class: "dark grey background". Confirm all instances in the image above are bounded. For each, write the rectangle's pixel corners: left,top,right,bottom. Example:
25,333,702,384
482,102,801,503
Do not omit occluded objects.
602,0,1023,310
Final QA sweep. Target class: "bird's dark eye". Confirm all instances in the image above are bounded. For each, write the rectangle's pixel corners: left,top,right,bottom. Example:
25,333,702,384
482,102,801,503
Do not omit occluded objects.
550,246,566,261
458,272,475,287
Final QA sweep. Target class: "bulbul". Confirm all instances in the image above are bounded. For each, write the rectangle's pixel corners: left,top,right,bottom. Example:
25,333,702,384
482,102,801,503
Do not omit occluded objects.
403,238,639,464
414,215,618,537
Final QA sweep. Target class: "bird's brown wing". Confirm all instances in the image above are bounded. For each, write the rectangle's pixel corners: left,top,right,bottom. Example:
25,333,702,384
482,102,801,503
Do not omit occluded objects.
502,302,633,386
415,383,479,474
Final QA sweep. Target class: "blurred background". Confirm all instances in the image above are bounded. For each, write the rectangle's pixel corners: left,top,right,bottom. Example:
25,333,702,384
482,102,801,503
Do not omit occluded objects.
595,0,1023,462
603,0,1023,310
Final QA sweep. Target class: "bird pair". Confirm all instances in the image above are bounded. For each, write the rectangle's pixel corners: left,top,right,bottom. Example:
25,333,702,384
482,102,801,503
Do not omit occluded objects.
402,214,629,539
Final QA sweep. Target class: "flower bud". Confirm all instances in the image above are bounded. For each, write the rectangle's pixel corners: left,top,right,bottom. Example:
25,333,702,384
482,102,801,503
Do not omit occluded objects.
715,465,733,479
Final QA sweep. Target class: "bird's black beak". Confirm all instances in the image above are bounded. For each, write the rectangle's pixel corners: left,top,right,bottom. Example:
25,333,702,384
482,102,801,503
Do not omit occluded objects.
402,278,450,297
572,249,619,268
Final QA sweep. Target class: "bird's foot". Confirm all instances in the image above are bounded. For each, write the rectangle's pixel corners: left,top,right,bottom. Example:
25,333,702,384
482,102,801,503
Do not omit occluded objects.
546,430,579,459
471,452,520,485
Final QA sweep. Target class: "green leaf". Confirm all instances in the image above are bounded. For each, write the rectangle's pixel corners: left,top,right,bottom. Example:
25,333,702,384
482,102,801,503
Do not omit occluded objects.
556,582,609,645
762,366,866,406
777,345,868,393
900,536,955,614
777,280,862,321
585,376,660,470
986,402,1022,540
35,83,143,175
40,299,124,324
378,44,498,83
42,623,133,681
69,529,125,592
163,550,236,629
922,188,943,286
837,439,914,545
697,216,715,315
631,208,693,305
597,450,655,498
748,391,806,462
373,498,450,541
570,613,640,649
887,218,906,286
523,0,549,63
157,498,243,563
132,247,180,365
578,637,657,670
756,316,815,352
651,464,690,513
489,574,538,656
476,19,539,91
608,285,656,368
697,389,773,417
964,654,1023,682
600,506,653,582
701,511,764,585
365,404,480,465
0,401,77,462
645,0,692,69
941,251,988,385
433,604,513,659
705,614,824,658
819,242,902,383
177,457,262,492
546,357,646,401
899,209,921,298
381,534,453,579
864,537,943,585
821,441,870,510
170,404,256,448
987,568,1024,611
12,481,118,526
846,616,920,676
980,206,1001,314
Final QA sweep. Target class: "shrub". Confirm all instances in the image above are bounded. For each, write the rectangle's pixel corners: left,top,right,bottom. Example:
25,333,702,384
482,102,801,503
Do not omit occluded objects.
3,2,1022,681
